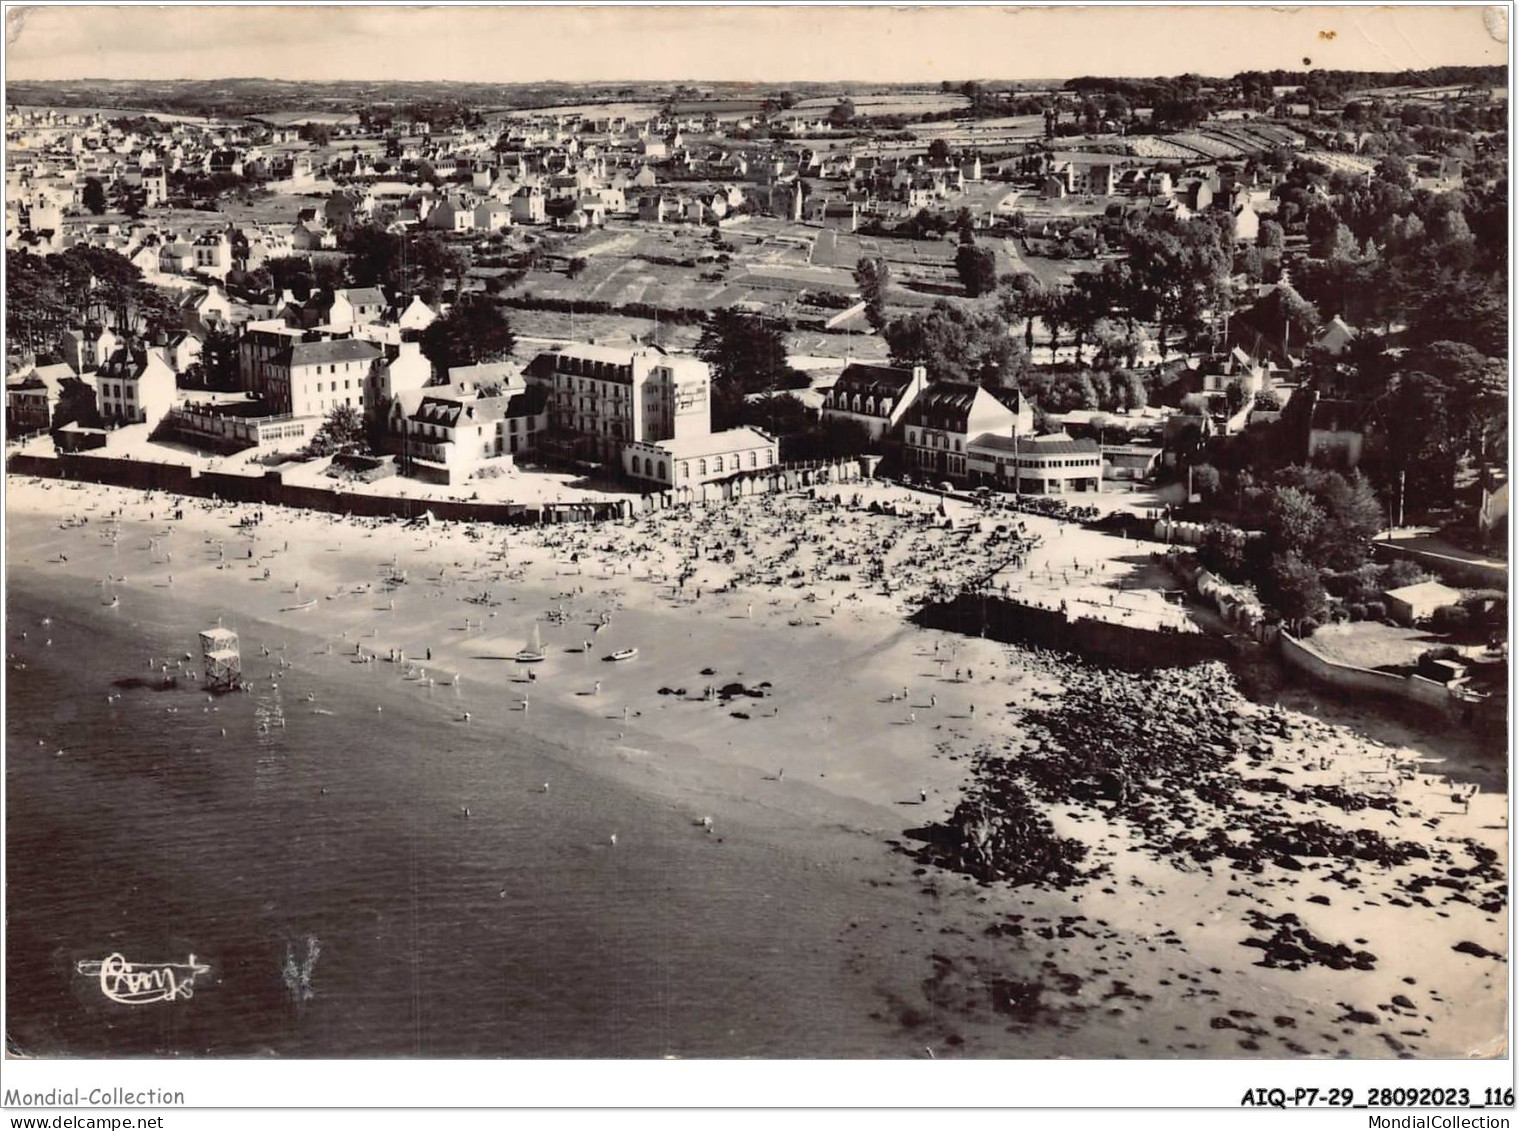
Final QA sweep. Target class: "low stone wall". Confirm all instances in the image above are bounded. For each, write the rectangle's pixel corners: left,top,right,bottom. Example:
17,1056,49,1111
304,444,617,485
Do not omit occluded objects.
6,451,620,526
1278,631,1459,717
8,452,869,527
914,592,1233,670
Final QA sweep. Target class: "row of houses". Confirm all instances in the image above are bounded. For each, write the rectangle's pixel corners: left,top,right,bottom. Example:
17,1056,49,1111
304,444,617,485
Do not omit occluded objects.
819,363,1107,494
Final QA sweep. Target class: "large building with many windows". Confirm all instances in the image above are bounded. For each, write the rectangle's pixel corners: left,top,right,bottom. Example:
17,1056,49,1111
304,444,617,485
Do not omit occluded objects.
819,362,929,443
966,433,1103,493
528,344,712,464
526,342,782,488
262,338,383,419
901,383,1032,480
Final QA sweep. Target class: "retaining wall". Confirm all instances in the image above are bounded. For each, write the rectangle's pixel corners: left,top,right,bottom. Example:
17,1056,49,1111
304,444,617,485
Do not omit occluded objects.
9,451,868,528
914,592,1233,670
1278,631,1460,718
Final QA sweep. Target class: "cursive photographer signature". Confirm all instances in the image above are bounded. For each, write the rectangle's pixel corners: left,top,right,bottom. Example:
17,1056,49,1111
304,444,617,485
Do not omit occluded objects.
75,953,211,1005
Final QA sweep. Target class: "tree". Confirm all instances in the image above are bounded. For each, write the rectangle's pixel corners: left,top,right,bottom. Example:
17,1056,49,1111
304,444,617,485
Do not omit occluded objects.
996,274,1045,351
697,308,794,395
1407,272,1506,357
5,250,73,353
1273,466,1383,570
884,300,1028,389
954,244,998,297
1191,463,1222,498
1375,153,1413,188
52,378,101,431
1263,485,1324,560
1305,203,1342,258
264,255,316,298
1238,245,1265,283
1257,219,1285,249
567,256,588,279
1224,377,1252,415
1199,522,1248,577
927,138,953,166
828,99,856,126
307,403,365,457
83,177,108,216
419,296,516,372
1411,340,1507,469
366,393,394,453
198,328,241,391
1264,552,1329,632
853,256,891,330
1123,216,1230,355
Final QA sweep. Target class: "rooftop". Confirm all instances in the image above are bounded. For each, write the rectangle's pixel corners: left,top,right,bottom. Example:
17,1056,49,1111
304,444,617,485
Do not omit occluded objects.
969,433,1098,456
281,338,383,368
1383,580,1463,604
654,426,774,460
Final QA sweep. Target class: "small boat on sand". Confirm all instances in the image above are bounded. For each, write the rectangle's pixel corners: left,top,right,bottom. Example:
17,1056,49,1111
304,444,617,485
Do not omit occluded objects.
605,648,639,662
515,623,546,664
282,598,318,612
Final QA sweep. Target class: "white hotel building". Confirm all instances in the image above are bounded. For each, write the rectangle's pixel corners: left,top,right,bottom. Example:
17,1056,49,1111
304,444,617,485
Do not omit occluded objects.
528,343,778,487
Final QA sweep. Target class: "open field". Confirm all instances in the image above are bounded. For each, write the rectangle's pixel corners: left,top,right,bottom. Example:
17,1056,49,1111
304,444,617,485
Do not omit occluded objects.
510,308,702,352
1000,236,1106,291
793,92,969,117
515,218,861,313
497,101,663,120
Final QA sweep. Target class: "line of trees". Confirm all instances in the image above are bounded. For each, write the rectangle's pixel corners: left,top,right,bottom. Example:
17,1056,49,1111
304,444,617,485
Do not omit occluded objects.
6,246,180,355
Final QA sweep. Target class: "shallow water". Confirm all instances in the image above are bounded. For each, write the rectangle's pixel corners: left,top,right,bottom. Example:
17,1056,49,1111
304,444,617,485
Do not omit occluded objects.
6,569,924,1057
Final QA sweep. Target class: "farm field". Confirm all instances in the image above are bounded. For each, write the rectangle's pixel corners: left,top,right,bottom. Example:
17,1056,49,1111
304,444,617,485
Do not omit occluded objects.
793,92,969,116
1302,149,1379,175
496,101,663,120
504,291,887,366
509,308,702,352
512,218,859,314
1000,236,1105,291
60,189,327,236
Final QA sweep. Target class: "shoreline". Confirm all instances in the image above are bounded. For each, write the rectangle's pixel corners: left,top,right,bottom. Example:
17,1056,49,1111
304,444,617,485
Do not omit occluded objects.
4,474,1508,1058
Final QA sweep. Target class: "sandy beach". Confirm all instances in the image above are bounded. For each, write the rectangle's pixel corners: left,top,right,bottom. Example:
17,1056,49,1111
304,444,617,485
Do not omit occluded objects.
4,473,1507,1058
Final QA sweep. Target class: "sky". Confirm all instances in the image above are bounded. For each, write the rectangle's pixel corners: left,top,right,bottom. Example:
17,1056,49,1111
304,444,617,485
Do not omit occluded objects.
4,4,1509,85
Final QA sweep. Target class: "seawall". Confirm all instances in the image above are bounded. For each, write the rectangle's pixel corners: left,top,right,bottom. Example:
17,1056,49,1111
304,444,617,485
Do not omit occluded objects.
912,592,1233,670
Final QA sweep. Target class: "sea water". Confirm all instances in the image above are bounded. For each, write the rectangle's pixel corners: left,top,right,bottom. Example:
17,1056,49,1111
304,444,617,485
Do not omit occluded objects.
6,568,912,1058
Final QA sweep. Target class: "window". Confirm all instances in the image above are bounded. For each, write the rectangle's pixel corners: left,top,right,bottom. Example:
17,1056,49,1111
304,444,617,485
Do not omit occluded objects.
681,462,690,479
657,461,666,480
713,456,723,472
748,451,757,468
699,458,707,475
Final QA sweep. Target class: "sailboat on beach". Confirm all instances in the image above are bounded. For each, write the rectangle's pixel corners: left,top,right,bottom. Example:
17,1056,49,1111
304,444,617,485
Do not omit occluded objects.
514,623,546,664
